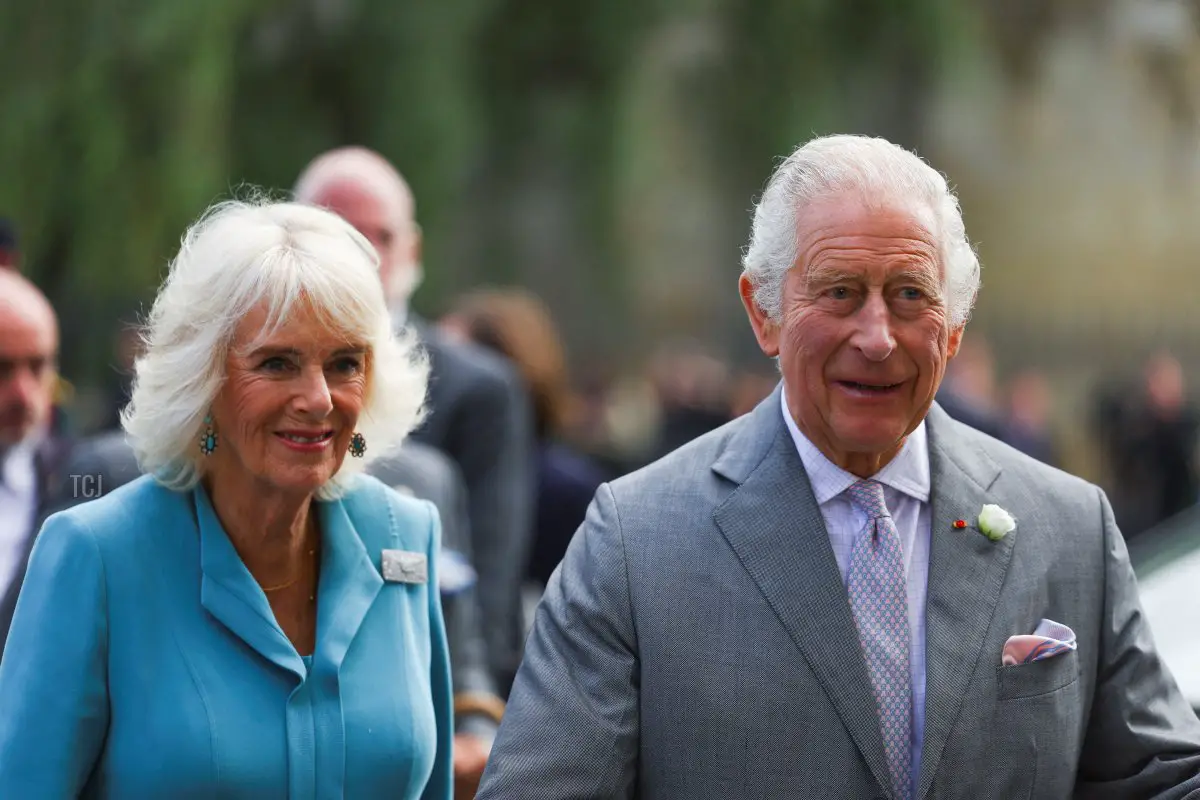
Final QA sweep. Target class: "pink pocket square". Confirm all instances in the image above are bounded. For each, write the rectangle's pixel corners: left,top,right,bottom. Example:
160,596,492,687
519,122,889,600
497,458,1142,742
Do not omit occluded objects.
1002,619,1077,666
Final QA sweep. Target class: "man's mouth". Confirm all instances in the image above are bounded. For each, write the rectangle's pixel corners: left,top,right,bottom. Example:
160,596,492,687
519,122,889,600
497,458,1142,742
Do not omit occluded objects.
836,380,903,394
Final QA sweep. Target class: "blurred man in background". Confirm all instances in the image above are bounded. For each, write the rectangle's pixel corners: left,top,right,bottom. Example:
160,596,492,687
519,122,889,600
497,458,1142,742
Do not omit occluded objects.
294,148,534,793
0,271,69,654
1093,352,1199,536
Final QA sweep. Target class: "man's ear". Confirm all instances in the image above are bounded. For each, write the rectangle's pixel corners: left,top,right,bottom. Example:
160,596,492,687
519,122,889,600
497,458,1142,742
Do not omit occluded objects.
410,222,423,266
739,274,780,358
947,324,965,360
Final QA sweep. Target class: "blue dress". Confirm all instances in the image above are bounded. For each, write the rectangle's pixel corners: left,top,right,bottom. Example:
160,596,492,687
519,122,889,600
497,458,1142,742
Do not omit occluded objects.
0,474,453,799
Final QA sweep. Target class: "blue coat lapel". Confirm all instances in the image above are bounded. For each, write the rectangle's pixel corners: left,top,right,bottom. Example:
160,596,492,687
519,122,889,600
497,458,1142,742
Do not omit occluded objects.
195,486,305,679
315,496,383,671
195,482,387,682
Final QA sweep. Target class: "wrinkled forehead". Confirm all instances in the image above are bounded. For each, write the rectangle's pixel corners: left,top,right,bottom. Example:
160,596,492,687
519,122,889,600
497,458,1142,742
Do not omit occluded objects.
794,192,941,273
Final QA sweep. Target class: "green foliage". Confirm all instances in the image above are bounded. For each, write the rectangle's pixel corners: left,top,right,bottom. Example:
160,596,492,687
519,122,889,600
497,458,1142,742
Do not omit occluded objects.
0,0,971,403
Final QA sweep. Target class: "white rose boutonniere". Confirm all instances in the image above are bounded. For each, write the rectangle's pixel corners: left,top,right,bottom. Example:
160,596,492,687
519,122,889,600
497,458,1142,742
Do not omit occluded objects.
977,504,1017,541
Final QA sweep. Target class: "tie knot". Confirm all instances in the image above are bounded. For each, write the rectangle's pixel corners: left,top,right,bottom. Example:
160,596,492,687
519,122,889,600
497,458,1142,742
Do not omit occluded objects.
846,479,890,520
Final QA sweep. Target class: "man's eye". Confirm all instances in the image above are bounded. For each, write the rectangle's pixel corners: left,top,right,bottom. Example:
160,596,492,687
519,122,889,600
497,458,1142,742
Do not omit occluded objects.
827,287,851,300
899,287,925,300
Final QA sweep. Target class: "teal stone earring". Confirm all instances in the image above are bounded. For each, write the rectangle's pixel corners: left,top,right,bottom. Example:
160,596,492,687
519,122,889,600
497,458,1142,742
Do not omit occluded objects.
199,415,218,456
349,432,367,458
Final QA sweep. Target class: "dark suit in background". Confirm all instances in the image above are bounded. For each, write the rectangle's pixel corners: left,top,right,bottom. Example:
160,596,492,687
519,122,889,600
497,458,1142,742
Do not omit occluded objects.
368,444,505,742
409,321,534,694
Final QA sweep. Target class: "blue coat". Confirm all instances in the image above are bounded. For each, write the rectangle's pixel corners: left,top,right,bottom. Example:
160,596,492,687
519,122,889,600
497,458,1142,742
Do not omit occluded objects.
0,473,453,799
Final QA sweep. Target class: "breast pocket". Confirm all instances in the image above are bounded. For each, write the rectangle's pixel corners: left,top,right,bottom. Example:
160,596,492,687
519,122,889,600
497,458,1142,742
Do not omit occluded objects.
996,649,1080,700
992,649,1083,799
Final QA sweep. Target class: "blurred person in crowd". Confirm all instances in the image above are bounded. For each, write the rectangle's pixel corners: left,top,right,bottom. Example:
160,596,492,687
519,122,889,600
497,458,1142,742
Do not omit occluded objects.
648,340,732,461
479,135,1200,799
41,425,502,800
933,335,1008,442
0,271,71,654
0,201,452,797
1093,353,1199,536
294,148,534,698
1141,353,1198,517
440,288,606,591
1003,369,1060,466
1130,353,1197,530
0,219,19,271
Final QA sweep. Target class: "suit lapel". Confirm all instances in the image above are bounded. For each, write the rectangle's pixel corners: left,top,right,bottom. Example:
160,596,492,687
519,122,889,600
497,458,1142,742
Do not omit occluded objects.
916,407,1013,800
713,389,893,794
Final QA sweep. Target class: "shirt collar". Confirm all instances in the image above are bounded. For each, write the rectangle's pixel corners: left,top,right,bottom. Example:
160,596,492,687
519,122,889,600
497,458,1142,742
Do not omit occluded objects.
780,386,930,505
0,435,40,494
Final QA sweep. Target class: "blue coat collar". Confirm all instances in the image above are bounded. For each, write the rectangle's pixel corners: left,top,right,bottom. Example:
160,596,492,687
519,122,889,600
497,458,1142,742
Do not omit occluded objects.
194,484,383,681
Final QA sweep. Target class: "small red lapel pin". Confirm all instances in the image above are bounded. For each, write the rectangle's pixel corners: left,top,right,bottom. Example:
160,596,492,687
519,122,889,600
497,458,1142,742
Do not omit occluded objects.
952,519,967,529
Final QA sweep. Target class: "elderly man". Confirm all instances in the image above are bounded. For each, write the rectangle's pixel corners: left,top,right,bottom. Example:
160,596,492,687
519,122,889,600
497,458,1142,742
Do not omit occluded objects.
478,135,1200,800
292,148,532,792
293,149,534,700
0,271,69,654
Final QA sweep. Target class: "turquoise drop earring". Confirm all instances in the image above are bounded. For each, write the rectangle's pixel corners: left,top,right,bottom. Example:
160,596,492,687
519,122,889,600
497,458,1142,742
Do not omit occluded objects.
199,415,218,456
349,432,367,458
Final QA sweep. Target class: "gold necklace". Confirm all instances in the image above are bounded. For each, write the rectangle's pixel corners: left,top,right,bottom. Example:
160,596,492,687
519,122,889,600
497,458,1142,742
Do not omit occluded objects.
260,546,317,593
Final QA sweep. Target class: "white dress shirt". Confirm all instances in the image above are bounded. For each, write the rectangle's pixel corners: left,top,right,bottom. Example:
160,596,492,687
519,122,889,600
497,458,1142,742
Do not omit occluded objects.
0,441,39,601
780,388,930,793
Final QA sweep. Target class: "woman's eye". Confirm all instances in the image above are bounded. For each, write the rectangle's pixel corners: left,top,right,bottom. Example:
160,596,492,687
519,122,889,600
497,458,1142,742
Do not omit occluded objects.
331,357,363,375
259,356,292,373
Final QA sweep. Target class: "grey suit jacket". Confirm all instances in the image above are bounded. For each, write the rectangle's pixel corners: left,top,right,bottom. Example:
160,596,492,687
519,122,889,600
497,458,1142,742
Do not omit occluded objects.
409,321,535,691
479,385,1200,800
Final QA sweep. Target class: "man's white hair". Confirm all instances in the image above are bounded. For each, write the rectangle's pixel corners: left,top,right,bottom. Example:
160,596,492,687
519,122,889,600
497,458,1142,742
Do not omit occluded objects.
292,147,422,305
121,198,428,499
741,134,980,329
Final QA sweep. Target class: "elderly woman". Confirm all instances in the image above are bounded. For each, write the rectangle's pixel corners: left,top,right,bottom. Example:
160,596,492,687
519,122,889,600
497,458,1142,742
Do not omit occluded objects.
0,200,452,798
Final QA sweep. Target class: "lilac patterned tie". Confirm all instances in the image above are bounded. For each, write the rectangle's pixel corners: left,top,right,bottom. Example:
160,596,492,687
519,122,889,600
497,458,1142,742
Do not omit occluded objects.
845,479,912,800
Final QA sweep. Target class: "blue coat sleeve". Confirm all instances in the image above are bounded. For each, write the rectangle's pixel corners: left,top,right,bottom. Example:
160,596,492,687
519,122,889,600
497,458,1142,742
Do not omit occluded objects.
422,501,454,800
0,512,110,797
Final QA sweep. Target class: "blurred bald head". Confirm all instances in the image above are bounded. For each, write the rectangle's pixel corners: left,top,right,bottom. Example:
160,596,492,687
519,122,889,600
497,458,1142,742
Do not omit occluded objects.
293,147,422,308
0,271,58,448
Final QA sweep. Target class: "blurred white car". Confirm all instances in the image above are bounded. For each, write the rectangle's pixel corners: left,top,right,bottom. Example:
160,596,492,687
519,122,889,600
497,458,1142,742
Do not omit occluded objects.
1130,506,1200,712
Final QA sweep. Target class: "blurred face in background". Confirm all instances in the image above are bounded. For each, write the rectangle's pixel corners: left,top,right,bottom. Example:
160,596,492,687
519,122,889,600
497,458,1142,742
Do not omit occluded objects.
741,193,962,476
0,281,58,449
305,179,420,308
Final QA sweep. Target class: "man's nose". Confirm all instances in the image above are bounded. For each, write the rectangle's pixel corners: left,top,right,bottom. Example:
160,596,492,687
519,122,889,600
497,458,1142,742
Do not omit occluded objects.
849,293,896,362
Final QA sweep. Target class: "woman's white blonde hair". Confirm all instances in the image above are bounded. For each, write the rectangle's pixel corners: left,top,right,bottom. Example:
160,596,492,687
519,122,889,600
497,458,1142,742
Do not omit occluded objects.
121,197,428,499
